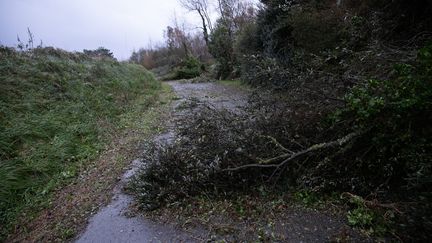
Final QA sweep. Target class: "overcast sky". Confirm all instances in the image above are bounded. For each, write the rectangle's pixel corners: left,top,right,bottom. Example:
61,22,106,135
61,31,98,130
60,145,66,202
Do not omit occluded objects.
0,0,211,60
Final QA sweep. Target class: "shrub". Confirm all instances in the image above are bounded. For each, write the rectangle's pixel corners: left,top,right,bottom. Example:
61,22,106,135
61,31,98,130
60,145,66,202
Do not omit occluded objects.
240,55,291,87
329,44,432,193
173,55,204,79
209,19,236,79
309,44,432,240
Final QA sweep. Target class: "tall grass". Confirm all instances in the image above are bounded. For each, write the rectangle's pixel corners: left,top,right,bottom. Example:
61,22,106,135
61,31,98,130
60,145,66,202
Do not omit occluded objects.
0,46,160,236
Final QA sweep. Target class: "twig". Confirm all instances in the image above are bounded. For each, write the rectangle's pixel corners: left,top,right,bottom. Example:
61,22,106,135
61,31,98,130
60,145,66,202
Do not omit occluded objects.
260,135,294,153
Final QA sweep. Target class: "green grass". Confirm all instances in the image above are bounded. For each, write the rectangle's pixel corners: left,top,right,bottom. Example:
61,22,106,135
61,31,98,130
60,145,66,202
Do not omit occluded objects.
0,47,161,238
119,83,174,135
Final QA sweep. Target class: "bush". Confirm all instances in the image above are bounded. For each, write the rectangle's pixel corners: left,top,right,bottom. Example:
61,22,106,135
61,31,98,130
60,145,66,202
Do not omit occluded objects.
209,19,236,79
327,44,432,193
240,55,291,87
173,55,204,79
309,44,432,241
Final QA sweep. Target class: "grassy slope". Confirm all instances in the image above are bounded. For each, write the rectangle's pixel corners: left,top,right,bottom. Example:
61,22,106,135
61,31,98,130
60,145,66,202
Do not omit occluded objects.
0,47,161,239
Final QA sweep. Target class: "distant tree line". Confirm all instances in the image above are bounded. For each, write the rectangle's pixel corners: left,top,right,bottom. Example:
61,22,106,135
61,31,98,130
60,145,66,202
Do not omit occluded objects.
128,0,255,79
130,0,431,81
83,47,115,59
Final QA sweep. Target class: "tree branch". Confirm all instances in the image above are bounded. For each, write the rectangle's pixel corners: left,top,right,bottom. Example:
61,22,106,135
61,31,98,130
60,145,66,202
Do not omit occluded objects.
261,135,293,153
224,132,360,172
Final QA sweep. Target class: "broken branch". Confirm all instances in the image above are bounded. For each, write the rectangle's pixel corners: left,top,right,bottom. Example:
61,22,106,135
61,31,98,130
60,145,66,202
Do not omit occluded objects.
224,132,360,172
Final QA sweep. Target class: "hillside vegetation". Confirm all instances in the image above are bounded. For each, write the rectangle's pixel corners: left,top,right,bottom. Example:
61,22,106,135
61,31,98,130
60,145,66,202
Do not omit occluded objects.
0,47,160,238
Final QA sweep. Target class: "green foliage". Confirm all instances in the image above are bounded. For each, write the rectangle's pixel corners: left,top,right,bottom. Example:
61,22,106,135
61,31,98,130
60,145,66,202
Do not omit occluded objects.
340,45,432,185
173,55,204,79
241,0,348,87
345,195,394,237
344,194,377,229
255,0,293,61
346,206,391,237
234,22,260,57
344,61,430,124
347,207,374,227
209,19,236,79
293,190,320,206
0,47,159,237
329,44,432,184
325,44,432,239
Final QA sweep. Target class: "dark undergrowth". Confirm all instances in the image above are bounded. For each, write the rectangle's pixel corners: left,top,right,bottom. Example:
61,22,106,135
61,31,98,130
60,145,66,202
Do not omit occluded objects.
130,0,432,241
0,46,160,239
130,43,432,241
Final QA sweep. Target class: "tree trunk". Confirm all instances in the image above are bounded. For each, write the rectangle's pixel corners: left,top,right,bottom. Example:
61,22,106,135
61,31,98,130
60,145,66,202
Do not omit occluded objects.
198,9,210,47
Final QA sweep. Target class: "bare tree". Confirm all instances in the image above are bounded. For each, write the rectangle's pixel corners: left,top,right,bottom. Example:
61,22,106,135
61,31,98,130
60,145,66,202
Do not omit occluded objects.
219,0,256,28
179,0,213,46
215,0,256,38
